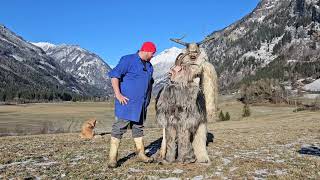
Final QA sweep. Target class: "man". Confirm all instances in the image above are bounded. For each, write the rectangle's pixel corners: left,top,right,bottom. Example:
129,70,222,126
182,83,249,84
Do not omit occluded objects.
107,41,156,168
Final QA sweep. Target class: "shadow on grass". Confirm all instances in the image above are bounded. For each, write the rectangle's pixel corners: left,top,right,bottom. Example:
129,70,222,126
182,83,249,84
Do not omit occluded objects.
98,132,111,136
207,132,215,146
117,137,162,167
117,132,215,166
298,146,320,156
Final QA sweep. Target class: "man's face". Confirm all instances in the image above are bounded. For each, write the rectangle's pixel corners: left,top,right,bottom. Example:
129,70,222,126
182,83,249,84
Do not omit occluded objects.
144,51,156,61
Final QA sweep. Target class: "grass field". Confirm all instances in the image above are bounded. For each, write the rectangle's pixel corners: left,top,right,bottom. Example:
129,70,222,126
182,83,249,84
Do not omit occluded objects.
0,100,158,136
0,96,319,179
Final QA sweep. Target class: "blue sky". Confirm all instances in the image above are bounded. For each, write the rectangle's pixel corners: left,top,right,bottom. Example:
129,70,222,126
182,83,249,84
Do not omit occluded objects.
1,0,260,66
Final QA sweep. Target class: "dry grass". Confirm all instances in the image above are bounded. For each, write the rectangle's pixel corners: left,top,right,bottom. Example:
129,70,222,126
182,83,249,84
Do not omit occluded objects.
0,96,319,179
0,101,158,136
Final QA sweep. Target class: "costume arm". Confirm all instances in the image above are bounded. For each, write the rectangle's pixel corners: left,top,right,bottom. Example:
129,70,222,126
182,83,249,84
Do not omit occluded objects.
201,61,218,122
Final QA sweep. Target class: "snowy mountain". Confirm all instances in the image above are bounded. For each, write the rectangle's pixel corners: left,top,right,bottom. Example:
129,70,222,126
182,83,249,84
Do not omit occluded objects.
32,42,113,95
203,0,320,91
151,47,183,94
32,42,56,51
0,24,90,101
151,47,183,79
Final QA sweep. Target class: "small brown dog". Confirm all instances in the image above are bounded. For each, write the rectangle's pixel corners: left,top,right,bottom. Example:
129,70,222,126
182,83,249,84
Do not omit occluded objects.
80,118,97,139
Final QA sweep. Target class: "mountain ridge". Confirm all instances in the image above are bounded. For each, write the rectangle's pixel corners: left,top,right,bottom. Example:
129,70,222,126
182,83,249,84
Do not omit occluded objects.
32,42,113,96
203,0,320,91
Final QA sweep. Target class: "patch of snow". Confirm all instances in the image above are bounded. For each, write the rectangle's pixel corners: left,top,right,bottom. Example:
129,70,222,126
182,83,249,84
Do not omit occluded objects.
128,168,143,173
303,79,320,92
305,0,319,5
77,72,86,78
70,155,85,162
172,169,183,174
274,169,287,176
0,36,21,48
39,60,56,69
75,53,86,64
53,75,66,85
160,178,181,180
287,59,298,63
11,54,24,62
192,175,203,180
282,142,298,148
154,169,170,173
230,167,238,172
229,26,247,40
34,161,58,166
254,169,268,177
81,60,95,67
71,87,81,94
214,151,223,156
32,42,56,51
284,86,292,90
275,159,285,163
257,15,266,22
38,65,46,70
0,159,33,169
241,35,283,67
222,158,231,166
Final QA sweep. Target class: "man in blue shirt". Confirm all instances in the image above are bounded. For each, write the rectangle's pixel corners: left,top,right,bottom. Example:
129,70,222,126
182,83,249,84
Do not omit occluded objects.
107,42,156,168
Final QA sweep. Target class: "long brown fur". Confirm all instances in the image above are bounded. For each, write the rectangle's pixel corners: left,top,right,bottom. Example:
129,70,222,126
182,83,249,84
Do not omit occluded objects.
156,47,217,164
80,117,97,139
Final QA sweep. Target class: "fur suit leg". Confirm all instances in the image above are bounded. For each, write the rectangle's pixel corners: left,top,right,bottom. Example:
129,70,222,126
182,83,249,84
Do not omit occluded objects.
165,125,177,163
159,128,166,159
177,126,196,163
192,123,210,163
201,61,218,122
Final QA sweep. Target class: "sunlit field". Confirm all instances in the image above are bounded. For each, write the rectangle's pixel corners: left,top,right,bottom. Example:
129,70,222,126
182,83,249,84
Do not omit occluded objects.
0,96,319,179
0,100,157,136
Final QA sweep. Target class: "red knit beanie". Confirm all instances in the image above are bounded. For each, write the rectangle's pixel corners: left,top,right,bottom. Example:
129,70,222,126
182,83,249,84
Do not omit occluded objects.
140,41,156,52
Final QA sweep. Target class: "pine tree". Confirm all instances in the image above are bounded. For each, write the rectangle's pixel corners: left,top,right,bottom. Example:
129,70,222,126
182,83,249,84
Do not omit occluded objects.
242,104,251,117
225,112,231,121
219,110,225,121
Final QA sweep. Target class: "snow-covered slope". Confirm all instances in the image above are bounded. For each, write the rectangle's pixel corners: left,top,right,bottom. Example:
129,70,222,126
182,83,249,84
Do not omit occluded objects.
151,47,183,79
33,42,113,94
304,79,320,91
32,42,56,51
151,47,183,94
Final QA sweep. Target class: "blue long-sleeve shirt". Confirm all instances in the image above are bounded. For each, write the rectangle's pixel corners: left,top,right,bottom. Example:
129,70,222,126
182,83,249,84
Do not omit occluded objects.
108,53,153,122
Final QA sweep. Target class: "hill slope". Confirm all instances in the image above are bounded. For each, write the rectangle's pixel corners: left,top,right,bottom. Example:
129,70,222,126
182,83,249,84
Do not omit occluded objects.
204,0,320,90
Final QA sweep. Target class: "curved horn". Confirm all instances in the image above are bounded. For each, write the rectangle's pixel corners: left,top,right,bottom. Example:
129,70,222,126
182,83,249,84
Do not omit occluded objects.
197,36,215,46
170,35,189,47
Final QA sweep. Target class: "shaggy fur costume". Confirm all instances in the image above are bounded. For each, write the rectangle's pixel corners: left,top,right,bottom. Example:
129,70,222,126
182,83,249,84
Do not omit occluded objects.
156,48,217,163
156,82,206,163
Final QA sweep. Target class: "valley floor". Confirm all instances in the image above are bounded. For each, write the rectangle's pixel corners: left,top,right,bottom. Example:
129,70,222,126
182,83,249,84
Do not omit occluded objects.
0,100,319,179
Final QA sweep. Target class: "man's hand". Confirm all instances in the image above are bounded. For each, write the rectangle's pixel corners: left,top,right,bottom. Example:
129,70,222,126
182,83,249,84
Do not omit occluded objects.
115,93,129,105
111,78,129,105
